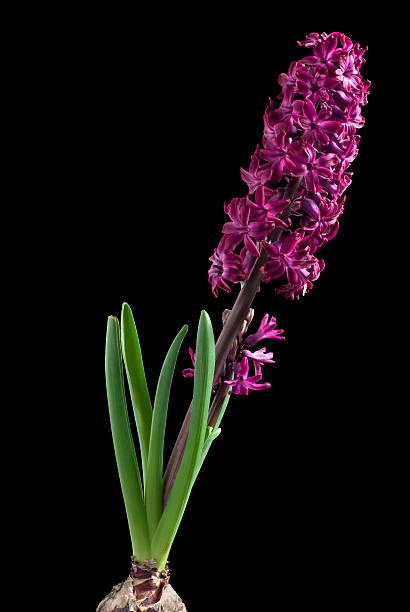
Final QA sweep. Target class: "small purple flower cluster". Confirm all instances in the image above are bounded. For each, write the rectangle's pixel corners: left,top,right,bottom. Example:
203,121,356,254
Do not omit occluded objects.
183,310,285,395
208,32,370,300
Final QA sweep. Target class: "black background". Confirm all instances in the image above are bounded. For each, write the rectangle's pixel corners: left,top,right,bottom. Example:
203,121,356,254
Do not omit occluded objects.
16,11,398,611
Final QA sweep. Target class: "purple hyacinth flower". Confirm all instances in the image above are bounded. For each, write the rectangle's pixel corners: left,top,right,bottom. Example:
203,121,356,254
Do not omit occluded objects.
320,170,352,199
300,34,343,72
297,32,326,48
240,145,265,194
260,129,296,184
301,194,344,243
222,197,274,257
287,143,337,194
208,237,246,297
294,99,341,146
261,231,315,283
295,67,340,103
335,52,363,92
225,357,271,395
265,100,297,137
242,347,275,376
277,61,299,101
244,313,285,347
276,257,324,300
248,186,290,226
336,102,365,139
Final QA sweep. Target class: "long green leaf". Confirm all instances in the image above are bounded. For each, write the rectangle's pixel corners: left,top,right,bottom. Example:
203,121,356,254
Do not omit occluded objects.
163,393,231,547
151,311,215,569
211,385,231,432
197,426,221,474
120,302,153,487
105,316,151,560
178,389,232,523
180,389,231,521
145,324,188,539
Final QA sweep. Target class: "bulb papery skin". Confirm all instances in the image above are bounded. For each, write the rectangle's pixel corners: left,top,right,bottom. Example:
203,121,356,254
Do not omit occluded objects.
208,31,370,301
96,558,187,612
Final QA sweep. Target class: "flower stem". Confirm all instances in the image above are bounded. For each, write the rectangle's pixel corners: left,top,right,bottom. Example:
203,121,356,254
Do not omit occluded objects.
163,176,302,507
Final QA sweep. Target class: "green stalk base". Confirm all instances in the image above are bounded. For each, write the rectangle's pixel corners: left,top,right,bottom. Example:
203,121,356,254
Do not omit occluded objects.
96,557,187,612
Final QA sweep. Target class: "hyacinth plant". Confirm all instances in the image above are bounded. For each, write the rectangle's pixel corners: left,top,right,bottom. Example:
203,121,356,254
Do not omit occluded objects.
97,32,370,611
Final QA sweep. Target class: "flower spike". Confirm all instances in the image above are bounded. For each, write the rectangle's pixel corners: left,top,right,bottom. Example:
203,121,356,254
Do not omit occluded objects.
208,31,370,299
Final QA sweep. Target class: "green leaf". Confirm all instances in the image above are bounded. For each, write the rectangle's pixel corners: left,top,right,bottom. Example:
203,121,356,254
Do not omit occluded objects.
105,316,151,561
204,425,214,444
211,385,231,432
198,426,221,472
151,311,215,570
145,324,188,540
120,303,153,488
195,387,231,477
184,389,231,509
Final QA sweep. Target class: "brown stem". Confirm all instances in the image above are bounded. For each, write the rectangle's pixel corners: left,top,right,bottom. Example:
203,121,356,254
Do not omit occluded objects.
163,176,303,507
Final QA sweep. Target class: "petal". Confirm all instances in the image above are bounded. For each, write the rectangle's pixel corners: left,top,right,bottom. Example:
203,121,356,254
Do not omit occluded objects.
315,166,333,179
265,197,290,215
300,55,319,65
244,234,260,257
322,34,338,58
320,120,341,133
281,231,300,254
317,106,332,121
270,159,285,184
316,129,330,146
222,221,242,234
237,357,250,378
262,240,280,258
303,99,316,121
